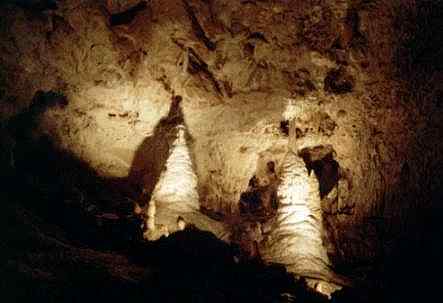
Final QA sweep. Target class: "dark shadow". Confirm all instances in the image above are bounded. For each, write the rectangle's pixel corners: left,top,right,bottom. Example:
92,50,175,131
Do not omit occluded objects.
238,157,279,222
126,95,188,205
14,0,58,12
299,145,339,199
324,66,355,95
279,120,290,136
323,160,443,302
394,1,443,77
383,3,443,301
239,174,278,218
108,1,149,26
6,90,68,141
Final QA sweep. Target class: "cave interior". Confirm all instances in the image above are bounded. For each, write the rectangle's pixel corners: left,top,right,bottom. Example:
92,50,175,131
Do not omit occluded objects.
1,0,443,302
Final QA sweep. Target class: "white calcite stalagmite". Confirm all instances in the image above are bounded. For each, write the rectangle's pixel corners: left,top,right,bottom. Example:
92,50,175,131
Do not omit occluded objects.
151,125,199,213
144,124,228,241
261,151,347,288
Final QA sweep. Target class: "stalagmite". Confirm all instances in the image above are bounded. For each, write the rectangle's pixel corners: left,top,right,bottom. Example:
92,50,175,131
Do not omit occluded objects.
261,150,348,291
144,124,228,241
151,125,200,212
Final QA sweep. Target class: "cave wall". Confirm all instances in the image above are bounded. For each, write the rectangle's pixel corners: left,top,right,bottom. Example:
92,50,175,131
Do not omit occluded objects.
1,0,442,285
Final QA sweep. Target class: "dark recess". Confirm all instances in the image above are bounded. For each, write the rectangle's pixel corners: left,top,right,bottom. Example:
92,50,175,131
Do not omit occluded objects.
247,32,268,43
300,147,339,199
13,0,58,11
396,1,443,74
239,162,279,218
324,67,354,94
109,1,148,26
280,120,289,136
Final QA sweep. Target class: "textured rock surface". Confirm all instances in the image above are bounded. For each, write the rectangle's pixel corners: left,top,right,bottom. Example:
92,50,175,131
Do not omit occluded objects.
1,0,443,298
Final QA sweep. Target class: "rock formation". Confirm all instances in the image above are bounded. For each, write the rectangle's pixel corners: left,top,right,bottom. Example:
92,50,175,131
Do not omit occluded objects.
1,0,442,301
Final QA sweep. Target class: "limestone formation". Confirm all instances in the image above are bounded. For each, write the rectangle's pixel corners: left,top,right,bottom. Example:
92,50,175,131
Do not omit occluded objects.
1,1,442,301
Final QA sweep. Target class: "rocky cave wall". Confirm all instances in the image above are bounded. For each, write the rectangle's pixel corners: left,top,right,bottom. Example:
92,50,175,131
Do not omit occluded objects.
1,0,442,288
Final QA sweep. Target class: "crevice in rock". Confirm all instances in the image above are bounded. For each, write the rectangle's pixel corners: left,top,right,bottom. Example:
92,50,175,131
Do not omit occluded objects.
182,0,216,51
188,47,224,96
108,1,149,27
280,120,289,136
173,40,224,97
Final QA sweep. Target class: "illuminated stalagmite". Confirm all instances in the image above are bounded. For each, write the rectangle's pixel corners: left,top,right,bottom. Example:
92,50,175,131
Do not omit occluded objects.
261,149,348,291
144,123,228,240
